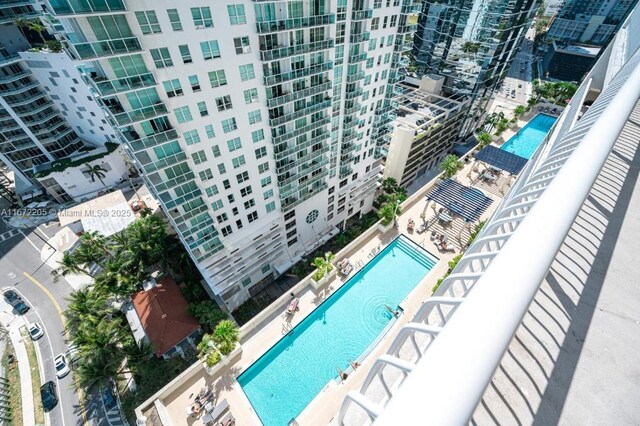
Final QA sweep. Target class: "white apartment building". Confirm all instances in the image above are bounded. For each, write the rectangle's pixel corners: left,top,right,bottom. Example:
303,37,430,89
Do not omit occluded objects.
47,0,418,309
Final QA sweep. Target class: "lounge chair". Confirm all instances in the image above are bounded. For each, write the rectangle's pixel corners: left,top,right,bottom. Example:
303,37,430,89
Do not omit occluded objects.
219,412,235,426
286,298,299,315
340,261,353,276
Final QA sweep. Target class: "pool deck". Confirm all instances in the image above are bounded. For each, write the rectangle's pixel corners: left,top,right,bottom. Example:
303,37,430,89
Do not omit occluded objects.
138,159,509,426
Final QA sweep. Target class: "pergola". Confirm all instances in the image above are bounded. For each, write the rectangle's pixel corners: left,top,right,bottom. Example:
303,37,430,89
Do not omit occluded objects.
468,145,528,192
423,179,493,239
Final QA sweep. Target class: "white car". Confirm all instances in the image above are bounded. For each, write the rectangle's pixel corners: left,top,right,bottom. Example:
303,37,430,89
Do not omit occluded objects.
54,354,70,379
28,323,44,340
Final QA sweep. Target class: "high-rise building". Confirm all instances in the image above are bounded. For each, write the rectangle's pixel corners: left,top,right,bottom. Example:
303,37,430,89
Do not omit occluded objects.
47,0,418,310
547,0,637,45
411,0,537,136
0,15,87,197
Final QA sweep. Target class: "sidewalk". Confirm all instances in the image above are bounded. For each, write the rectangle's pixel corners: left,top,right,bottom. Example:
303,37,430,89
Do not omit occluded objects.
0,311,35,426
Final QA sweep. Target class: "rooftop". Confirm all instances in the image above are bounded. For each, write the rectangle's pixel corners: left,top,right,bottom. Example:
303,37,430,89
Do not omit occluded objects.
130,275,200,358
393,84,465,131
57,189,135,236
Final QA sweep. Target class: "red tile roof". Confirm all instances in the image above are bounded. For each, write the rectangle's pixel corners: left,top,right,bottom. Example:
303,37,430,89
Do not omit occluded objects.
131,276,200,357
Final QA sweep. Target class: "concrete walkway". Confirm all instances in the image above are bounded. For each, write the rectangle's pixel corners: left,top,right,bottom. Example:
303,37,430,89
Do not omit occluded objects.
0,311,35,426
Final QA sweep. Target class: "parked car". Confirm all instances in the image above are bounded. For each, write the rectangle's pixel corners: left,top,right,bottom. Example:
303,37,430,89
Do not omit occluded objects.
3,290,19,303
54,354,70,379
13,301,29,315
40,381,58,412
28,323,44,340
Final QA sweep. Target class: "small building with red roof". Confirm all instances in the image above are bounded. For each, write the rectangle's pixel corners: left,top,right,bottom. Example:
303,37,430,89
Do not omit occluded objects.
124,274,201,358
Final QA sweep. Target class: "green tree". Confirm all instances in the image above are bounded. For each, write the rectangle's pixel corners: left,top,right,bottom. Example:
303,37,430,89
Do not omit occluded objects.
52,252,89,281
440,154,459,179
381,177,398,194
197,334,221,367
84,164,108,189
476,132,492,148
44,39,63,52
514,105,527,118
27,20,46,44
187,301,228,331
378,195,402,226
212,320,239,356
311,251,335,281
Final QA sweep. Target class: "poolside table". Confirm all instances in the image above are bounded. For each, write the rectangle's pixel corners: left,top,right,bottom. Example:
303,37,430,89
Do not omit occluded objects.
438,211,453,223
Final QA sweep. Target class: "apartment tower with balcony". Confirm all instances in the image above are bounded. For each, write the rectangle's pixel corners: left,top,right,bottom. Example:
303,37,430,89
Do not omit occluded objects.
411,0,536,136
47,0,418,309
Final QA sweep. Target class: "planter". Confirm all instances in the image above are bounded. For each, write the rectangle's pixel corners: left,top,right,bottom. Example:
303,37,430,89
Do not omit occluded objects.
204,344,242,376
310,268,336,290
377,221,394,233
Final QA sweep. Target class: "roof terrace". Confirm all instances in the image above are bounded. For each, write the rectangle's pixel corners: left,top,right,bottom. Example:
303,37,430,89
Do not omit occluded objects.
393,84,465,132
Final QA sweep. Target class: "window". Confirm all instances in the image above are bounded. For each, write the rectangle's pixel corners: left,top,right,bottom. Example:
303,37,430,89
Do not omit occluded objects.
247,211,258,222
227,4,246,25
228,194,235,203
240,186,252,197
383,16,388,28
236,219,243,229
248,110,261,124
205,185,218,197
189,75,200,92
195,101,208,117
234,172,248,184
387,35,394,46
218,163,227,174
241,276,251,286
216,213,228,222
174,106,192,123
167,9,182,31
150,48,172,68
234,36,251,54
192,150,207,164
216,95,232,111
136,11,161,34
390,15,397,27
263,189,273,199
221,118,237,133
211,199,224,211
243,88,258,104
200,40,220,60
371,17,379,30
208,70,227,88
232,155,246,168
184,129,200,145
261,263,271,274
255,146,267,159
223,179,231,189
205,124,215,139
221,225,232,236
191,7,213,28
244,199,255,209
288,238,297,246
266,201,276,213
227,138,242,152
261,176,271,187
212,145,221,157
178,45,192,63
200,169,213,181
239,64,255,81
251,129,265,143
258,162,269,173
162,79,182,97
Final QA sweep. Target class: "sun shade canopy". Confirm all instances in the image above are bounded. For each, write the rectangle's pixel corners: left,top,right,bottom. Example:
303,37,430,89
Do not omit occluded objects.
426,179,493,223
475,145,528,175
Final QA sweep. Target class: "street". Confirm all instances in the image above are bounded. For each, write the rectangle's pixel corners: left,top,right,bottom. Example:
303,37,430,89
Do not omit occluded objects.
0,216,115,426
494,24,538,109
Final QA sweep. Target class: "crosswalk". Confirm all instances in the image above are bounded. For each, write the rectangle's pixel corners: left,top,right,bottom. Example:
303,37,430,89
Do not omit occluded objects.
0,228,20,243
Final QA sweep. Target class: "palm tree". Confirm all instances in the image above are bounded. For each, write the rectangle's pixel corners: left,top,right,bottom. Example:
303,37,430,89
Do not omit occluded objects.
477,132,492,148
65,288,112,337
14,18,30,39
381,177,398,194
27,20,46,44
84,164,109,189
52,252,89,282
212,320,239,355
440,155,459,179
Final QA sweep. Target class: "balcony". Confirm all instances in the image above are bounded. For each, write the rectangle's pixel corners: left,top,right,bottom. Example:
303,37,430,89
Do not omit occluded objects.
6,91,48,107
260,39,335,61
0,0,34,8
277,157,329,187
276,145,329,174
271,117,330,144
89,72,156,97
0,69,31,83
127,129,179,152
140,152,187,174
263,62,333,86
274,132,330,160
72,37,142,60
348,52,367,63
278,167,328,195
269,99,331,127
0,80,39,95
344,88,364,100
266,82,332,108
346,71,365,83
256,14,335,33
0,54,22,67
351,10,373,20
48,0,126,15
110,103,168,126
349,32,370,43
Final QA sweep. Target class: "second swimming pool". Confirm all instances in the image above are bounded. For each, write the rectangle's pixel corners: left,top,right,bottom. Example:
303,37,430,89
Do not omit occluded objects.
501,113,557,159
238,236,437,425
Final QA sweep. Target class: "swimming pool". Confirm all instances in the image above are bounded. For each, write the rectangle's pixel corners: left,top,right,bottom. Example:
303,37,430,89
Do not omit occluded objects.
501,113,557,159
238,236,437,425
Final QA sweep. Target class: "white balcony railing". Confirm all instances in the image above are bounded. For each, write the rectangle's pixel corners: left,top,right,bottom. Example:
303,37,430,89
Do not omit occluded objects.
338,9,640,425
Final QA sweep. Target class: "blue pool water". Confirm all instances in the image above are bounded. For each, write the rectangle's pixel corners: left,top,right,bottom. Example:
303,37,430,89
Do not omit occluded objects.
238,236,437,425
501,114,557,159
